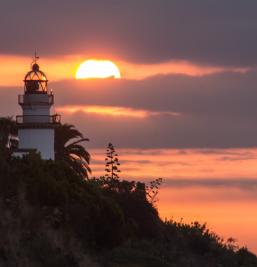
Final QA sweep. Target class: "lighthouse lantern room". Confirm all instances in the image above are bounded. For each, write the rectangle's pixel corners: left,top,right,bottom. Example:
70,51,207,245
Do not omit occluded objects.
15,56,61,160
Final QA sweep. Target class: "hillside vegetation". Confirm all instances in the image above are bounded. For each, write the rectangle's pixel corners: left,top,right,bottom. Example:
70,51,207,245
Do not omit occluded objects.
0,152,256,267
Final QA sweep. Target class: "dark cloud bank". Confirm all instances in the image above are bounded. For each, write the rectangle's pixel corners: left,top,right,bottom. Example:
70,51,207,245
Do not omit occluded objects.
51,70,257,149
2,68,257,149
1,0,257,66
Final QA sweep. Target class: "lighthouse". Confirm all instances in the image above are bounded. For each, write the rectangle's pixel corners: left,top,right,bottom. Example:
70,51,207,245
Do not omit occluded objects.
15,56,61,160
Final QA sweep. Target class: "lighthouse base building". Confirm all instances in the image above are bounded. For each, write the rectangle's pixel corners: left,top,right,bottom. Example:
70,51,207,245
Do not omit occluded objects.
15,58,60,160
18,128,55,159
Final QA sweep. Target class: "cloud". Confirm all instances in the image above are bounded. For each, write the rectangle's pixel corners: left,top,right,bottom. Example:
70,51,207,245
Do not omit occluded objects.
52,70,257,116
46,69,257,148
56,105,181,118
0,87,20,116
164,178,257,191
0,1,257,67
3,68,257,149
89,148,257,183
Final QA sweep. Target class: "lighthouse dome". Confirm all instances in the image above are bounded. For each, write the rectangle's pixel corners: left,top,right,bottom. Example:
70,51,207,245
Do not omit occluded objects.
24,63,48,93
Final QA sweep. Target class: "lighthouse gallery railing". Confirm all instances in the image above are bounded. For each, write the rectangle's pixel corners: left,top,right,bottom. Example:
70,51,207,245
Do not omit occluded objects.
18,94,54,105
16,115,61,125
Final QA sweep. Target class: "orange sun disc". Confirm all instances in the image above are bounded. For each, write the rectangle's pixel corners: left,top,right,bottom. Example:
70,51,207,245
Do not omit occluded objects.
76,59,121,79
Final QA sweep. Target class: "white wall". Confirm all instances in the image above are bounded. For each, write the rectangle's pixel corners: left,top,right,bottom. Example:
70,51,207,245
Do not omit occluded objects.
18,128,55,160
22,94,53,116
23,107,51,116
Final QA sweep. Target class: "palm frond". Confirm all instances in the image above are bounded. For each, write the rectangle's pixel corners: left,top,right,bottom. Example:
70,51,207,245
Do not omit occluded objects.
55,123,91,179
66,138,90,148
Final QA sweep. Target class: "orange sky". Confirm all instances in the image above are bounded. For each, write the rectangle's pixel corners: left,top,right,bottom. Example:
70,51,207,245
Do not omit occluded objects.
91,148,257,180
0,53,256,254
52,78,257,254
90,148,257,253
0,54,249,86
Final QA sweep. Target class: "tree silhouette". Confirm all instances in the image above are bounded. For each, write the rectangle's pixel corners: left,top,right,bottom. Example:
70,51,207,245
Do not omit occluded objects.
146,178,163,204
55,123,91,179
105,143,121,182
0,117,17,152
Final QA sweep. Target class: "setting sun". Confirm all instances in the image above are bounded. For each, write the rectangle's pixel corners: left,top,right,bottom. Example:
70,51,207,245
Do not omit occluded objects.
76,59,121,79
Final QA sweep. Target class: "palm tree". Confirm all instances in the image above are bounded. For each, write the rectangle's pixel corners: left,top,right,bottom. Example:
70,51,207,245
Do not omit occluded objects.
0,117,17,151
55,123,91,179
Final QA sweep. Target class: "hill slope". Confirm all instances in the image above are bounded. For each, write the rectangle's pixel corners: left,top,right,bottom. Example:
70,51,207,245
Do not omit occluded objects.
0,153,256,267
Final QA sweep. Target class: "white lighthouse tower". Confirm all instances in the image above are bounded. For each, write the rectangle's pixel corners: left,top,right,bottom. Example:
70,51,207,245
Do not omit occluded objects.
16,56,61,160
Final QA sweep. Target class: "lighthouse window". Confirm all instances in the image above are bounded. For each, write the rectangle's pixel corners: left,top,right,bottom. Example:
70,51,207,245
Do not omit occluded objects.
25,80,40,92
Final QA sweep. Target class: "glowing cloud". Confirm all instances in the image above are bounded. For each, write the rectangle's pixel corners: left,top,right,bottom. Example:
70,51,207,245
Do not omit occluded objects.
56,105,181,118
58,105,145,118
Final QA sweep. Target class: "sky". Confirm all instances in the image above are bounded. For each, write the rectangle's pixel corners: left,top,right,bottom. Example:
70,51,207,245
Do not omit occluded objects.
0,0,257,253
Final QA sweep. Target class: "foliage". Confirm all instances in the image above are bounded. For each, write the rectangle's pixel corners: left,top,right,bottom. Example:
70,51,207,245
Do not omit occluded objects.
236,247,257,267
0,116,17,153
55,123,91,179
146,177,163,204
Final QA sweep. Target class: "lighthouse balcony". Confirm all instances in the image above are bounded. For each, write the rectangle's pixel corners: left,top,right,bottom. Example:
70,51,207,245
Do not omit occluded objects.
18,94,54,106
16,114,61,126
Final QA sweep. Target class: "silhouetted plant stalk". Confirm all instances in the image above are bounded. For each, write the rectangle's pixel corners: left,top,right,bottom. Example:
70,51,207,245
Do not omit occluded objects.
105,143,121,187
